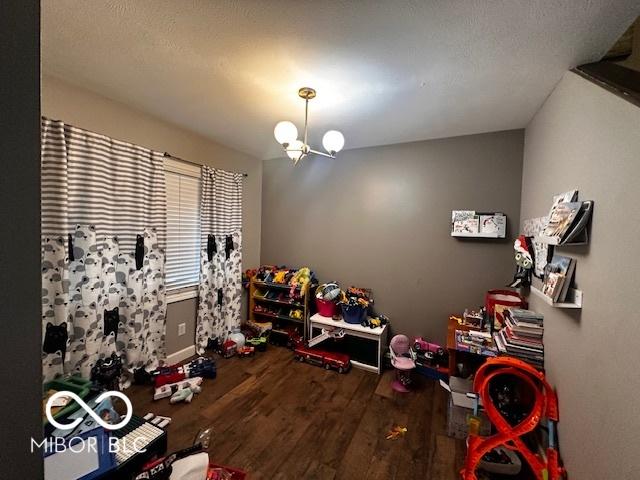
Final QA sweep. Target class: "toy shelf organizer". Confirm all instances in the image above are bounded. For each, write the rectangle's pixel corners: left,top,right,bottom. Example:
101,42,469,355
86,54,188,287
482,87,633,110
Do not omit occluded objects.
249,278,311,339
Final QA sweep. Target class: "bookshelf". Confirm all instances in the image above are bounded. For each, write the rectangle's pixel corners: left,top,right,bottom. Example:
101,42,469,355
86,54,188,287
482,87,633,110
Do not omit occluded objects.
531,285,583,309
249,278,311,339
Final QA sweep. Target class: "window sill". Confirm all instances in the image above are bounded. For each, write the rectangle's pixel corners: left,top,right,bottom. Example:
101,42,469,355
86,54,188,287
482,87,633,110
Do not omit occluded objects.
167,287,198,304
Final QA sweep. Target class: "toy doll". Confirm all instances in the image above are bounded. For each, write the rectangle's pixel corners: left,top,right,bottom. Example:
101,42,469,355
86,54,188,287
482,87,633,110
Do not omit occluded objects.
508,235,535,288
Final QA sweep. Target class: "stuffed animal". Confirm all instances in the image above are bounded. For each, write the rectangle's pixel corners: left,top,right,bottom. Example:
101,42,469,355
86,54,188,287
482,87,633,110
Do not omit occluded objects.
170,385,201,404
273,270,287,284
289,267,311,296
508,235,535,288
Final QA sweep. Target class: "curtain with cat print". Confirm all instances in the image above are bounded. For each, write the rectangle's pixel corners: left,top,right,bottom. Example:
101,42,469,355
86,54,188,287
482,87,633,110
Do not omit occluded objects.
41,118,167,385
196,166,243,354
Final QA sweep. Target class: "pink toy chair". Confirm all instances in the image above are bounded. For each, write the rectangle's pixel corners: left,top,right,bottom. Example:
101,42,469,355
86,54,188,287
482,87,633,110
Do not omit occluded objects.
389,334,416,393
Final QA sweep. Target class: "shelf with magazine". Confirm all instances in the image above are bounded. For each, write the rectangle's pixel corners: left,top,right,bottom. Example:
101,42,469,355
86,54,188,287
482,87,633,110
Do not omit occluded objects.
525,190,591,309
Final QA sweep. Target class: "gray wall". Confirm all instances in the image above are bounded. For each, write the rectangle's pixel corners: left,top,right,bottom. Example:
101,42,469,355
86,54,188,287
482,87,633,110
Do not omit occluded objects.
0,0,43,476
521,71,640,479
261,130,524,343
41,75,263,356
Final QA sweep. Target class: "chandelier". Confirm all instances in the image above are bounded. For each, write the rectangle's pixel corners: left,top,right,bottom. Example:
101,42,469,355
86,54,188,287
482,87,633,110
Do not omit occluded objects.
273,87,345,165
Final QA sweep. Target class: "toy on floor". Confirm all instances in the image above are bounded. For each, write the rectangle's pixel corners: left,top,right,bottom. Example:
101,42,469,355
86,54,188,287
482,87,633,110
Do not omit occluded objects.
293,342,350,373
385,425,407,440
219,339,237,358
187,357,217,379
461,357,565,480
237,346,255,357
143,412,172,429
389,335,416,393
154,377,203,401
246,335,268,351
170,384,202,404
153,356,217,388
91,352,123,390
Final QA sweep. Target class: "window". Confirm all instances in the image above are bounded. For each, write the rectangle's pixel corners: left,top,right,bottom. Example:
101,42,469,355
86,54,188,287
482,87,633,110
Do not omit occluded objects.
165,160,201,300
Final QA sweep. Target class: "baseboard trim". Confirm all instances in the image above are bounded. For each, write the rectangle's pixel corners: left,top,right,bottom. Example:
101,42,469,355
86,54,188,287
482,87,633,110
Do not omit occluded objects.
165,345,196,365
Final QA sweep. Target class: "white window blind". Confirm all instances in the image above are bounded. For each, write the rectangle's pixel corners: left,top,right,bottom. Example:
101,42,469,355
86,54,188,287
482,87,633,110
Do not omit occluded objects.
165,170,201,292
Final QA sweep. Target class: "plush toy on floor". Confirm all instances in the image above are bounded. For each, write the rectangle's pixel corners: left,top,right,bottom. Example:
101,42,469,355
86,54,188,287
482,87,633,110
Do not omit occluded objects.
169,384,202,404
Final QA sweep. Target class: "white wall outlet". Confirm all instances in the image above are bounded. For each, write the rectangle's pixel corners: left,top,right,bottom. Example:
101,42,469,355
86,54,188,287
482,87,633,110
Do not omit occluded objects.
178,323,186,336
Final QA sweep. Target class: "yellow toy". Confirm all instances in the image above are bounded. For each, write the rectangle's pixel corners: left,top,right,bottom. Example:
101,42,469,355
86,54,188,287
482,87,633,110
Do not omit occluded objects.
386,425,407,440
289,267,311,295
273,270,287,284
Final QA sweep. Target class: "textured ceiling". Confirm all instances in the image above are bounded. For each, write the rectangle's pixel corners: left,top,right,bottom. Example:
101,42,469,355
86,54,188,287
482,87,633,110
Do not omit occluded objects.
42,1,640,159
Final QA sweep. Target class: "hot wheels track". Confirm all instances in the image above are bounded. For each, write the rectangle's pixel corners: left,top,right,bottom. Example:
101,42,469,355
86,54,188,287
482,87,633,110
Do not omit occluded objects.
461,357,565,480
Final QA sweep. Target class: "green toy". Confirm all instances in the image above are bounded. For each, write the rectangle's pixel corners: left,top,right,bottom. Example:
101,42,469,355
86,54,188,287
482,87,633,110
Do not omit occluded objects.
246,336,268,351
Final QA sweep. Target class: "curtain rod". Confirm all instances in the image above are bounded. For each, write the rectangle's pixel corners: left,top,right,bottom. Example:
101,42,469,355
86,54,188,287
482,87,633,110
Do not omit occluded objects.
163,152,248,177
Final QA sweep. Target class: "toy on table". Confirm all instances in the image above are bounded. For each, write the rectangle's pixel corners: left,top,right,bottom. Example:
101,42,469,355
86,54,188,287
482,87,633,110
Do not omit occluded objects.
237,346,255,357
385,425,408,440
508,235,535,288
361,314,389,329
219,340,237,358
389,335,416,393
293,342,351,373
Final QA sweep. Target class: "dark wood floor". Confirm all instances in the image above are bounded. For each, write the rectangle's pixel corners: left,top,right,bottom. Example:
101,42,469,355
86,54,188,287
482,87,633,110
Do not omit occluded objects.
127,347,465,479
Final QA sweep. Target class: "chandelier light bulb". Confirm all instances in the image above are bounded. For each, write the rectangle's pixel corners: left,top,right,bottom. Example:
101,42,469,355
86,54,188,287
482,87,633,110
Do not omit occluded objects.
286,140,305,162
322,130,345,154
274,121,298,145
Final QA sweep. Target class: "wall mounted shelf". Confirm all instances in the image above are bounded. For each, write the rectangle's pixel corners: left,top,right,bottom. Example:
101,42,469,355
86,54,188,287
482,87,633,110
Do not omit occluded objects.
531,285,583,309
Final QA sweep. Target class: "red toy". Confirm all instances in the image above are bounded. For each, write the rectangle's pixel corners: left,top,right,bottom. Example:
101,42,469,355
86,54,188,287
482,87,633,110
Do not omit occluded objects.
154,365,186,388
461,356,565,480
237,345,255,357
219,339,237,359
293,343,350,373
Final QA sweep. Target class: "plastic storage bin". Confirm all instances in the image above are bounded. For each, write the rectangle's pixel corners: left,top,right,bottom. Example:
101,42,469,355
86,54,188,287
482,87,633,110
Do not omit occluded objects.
341,304,366,324
315,298,337,317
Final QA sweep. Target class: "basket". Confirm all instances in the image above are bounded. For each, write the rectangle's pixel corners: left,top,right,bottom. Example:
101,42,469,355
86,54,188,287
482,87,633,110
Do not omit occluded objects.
341,303,367,324
315,298,338,317
485,289,526,330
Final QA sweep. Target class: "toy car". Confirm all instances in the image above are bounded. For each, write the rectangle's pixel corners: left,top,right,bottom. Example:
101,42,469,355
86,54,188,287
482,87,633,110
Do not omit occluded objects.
237,346,255,357
219,339,237,358
186,356,217,379
293,344,350,373
413,337,448,367
269,327,302,349
246,336,268,351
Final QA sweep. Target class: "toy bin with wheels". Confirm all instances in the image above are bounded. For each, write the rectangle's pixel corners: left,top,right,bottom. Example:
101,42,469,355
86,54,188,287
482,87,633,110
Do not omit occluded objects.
341,303,366,324
315,298,338,317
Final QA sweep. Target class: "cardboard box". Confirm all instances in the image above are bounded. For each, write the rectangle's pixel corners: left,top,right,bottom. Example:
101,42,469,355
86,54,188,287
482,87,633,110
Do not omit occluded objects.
440,377,491,439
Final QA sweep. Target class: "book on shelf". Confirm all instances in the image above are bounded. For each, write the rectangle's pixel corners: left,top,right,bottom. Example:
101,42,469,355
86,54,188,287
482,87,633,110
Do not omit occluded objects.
543,255,576,302
542,272,565,302
544,202,582,241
